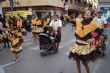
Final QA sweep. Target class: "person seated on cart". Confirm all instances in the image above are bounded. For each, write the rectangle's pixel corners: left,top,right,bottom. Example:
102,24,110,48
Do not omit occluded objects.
93,11,107,45
48,14,62,52
94,11,107,36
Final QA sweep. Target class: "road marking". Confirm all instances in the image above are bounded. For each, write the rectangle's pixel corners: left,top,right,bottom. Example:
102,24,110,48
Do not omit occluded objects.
29,46,39,50
65,52,69,55
60,39,75,49
92,60,102,73
0,65,5,73
24,39,76,50
2,61,16,68
0,61,16,73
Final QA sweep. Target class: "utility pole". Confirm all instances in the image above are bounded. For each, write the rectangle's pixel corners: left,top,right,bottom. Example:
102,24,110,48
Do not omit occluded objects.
64,0,68,15
9,0,14,11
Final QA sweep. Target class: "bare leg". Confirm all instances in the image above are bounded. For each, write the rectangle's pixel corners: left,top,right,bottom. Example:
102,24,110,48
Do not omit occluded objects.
76,60,81,73
82,61,90,73
34,34,37,43
14,53,20,62
33,33,36,43
56,42,60,49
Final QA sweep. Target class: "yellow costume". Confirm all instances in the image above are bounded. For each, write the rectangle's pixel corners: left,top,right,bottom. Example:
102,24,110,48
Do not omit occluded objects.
17,19,23,28
36,20,41,26
8,32,13,41
17,32,23,37
31,18,37,25
43,21,48,27
31,18,37,33
11,38,22,53
69,18,98,61
31,18,42,33
75,19,97,38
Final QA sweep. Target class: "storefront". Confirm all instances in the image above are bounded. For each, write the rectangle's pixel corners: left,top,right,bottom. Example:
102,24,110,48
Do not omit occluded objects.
3,5,64,19
0,0,5,15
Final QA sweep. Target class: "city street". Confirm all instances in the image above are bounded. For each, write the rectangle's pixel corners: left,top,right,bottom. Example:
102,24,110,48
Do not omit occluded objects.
0,24,110,73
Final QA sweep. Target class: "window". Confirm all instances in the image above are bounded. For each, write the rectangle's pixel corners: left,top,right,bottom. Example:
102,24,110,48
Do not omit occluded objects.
77,0,81,5
65,0,68,2
84,2,87,7
89,4,92,8
70,0,73,4
74,0,77,5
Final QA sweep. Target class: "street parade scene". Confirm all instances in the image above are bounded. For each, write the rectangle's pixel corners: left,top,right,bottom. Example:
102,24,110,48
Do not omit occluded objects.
0,0,110,73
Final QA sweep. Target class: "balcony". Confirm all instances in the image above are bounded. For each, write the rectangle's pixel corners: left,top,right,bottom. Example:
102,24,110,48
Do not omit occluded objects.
1,0,5,1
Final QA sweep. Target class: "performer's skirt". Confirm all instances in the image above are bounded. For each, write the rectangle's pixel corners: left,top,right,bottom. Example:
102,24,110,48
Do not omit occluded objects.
69,41,99,62
11,46,23,53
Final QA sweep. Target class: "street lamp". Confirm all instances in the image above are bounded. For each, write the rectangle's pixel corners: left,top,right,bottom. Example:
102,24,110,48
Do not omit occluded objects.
9,0,14,11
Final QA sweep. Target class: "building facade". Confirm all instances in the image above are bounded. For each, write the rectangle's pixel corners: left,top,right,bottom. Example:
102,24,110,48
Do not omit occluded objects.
98,0,110,10
66,0,98,17
98,0,110,19
2,0,65,18
2,0,98,18
0,0,5,14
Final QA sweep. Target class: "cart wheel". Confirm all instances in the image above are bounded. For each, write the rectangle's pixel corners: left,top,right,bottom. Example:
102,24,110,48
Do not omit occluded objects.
54,48,58,53
40,51,48,56
52,43,58,53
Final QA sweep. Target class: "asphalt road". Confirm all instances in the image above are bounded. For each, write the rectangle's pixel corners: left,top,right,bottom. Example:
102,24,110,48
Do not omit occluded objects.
0,24,110,73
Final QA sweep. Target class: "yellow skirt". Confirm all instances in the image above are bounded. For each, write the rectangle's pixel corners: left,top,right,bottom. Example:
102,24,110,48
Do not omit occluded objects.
32,29,37,33
69,40,100,62
11,46,23,53
69,43,96,56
